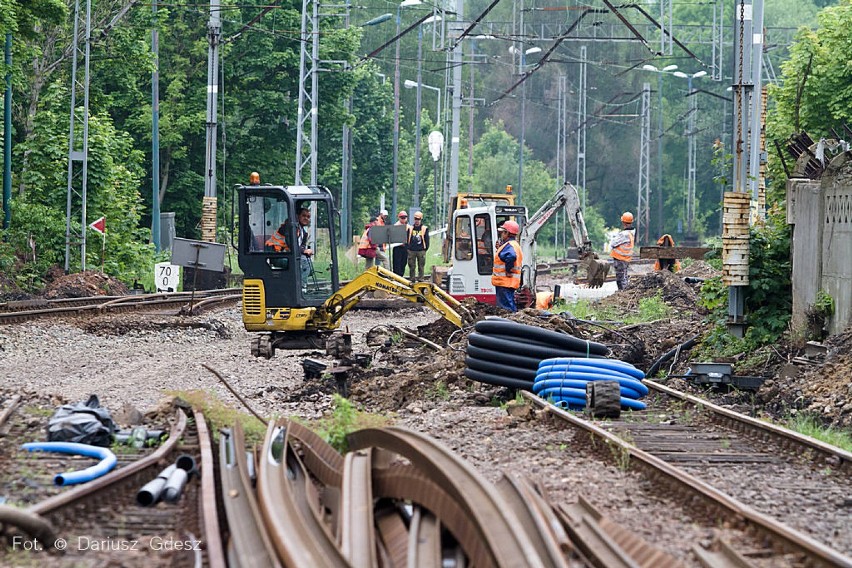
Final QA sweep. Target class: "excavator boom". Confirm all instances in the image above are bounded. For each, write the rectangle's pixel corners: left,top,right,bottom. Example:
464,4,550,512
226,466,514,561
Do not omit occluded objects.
317,266,471,329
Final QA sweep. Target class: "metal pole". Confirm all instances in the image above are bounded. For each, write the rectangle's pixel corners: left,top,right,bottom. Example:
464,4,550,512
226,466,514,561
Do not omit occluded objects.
447,0,464,202
392,6,402,216
413,25,423,210
656,72,664,236
686,76,696,236
202,0,220,244
151,2,161,252
518,76,525,204
3,34,11,230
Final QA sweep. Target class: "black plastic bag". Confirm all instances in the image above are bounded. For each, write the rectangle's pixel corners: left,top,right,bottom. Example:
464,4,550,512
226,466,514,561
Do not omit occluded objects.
47,395,116,447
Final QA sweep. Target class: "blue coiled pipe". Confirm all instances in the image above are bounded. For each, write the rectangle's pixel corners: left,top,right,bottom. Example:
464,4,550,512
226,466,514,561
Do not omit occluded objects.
21,442,118,486
534,357,648,411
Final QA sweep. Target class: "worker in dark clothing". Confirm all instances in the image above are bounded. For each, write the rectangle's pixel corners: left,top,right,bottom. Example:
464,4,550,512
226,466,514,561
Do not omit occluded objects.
492,220,523,312
407,211,429,281
392,211,411,277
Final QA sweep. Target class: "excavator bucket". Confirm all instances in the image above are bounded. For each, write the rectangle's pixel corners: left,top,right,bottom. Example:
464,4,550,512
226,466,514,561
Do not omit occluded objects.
581,253,610,289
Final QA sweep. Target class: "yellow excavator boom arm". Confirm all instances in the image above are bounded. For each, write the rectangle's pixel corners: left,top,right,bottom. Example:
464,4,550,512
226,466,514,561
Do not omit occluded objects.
315,266,469,329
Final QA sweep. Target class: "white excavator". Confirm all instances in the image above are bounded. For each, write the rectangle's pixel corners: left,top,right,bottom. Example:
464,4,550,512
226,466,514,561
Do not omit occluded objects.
444,181,608,307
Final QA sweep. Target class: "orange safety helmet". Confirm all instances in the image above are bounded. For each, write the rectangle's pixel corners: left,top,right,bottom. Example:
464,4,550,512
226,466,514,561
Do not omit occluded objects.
621,211,634,224
249,171,261,185
499,220,520,235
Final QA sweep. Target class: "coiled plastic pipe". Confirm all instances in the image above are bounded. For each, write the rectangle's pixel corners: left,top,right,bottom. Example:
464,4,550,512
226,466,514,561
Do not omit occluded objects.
21,442,117,486
534,357,648,411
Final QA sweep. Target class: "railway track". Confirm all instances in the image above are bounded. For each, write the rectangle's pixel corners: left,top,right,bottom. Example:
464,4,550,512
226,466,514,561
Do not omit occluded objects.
0,289,242,324
0,395,224,567
522,386,852,567
603,380,852,555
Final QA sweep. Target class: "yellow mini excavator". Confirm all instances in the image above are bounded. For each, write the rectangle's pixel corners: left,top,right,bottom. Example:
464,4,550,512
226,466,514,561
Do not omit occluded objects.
235,183,469,358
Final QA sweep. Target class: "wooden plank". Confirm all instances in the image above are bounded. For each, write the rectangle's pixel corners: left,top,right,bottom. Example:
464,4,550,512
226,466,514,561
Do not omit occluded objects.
638,246,711,260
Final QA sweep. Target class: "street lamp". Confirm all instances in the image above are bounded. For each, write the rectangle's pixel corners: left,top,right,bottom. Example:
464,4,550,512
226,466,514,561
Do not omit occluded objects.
406,78,443,220
392,0,422,218
642,64,678,236
509,46,541,204
411,15,441,213
671,70,707,239
404,80,441,133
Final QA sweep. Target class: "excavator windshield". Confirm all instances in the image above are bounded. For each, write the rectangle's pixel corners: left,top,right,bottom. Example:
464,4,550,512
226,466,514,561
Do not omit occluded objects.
238,185,339,309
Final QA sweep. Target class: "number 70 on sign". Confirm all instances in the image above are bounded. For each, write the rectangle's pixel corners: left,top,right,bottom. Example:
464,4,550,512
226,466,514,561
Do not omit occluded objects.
154,262,180,293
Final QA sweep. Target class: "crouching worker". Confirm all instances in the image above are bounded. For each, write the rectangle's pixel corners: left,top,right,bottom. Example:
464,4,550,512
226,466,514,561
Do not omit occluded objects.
653,234,681,272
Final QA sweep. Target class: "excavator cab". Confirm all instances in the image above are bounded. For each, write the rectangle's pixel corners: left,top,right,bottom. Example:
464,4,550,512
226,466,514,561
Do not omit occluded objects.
446,204,528,304
236,184,340,353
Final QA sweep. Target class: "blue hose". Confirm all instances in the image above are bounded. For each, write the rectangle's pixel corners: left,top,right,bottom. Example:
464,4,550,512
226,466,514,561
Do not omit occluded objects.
538,357,645,380
534,357,649,411
21,442,117,486
533,377,644,400
534,370,649,397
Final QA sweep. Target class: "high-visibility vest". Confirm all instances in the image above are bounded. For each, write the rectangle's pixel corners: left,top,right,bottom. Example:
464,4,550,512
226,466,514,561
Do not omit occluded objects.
408,225,428,250
610,230,634,262
492,240,522,289
265,231,289,252
358,226,376,255
653,233,681,271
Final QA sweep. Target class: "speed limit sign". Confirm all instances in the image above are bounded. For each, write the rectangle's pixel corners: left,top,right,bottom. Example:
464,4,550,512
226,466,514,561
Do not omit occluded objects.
154,262,180,293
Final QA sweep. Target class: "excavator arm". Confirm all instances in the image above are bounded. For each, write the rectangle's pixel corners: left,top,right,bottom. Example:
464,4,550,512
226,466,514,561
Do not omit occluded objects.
520,181,608,290
524,182,592,255
315,266,472,329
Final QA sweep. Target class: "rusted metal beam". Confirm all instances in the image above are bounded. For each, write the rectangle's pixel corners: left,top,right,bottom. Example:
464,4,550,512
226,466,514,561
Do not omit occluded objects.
639,246,710,260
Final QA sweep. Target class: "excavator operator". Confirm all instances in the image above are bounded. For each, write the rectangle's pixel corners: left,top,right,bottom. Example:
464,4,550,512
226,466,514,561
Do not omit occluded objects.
492,220,523,312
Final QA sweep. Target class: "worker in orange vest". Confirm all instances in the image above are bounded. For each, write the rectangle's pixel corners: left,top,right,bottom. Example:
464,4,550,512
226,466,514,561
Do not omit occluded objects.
492,220,523,311
654,234,681,272
609,212,635,290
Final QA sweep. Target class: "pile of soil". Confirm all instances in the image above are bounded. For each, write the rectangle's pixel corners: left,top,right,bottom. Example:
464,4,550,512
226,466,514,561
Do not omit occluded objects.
596,270,706,314
678,260,721,279
0,272,27,302
42,269,130,299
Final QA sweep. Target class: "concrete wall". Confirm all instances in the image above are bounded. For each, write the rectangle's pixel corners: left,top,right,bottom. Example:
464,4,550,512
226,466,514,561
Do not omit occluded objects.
787,178,822,331
821,153,852,335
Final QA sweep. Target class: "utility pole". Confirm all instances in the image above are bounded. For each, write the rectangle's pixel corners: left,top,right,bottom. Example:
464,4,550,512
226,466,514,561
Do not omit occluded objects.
296,0,320,185
575,46,587,210
3,34,11,230
151,1,161,251
686,77,697,237
64,0,92,272
637,83,651,245
201,0,220,243
447,0,464,203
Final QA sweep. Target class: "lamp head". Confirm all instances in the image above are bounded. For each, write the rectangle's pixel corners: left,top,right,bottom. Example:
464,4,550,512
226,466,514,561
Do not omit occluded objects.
662,64,678,72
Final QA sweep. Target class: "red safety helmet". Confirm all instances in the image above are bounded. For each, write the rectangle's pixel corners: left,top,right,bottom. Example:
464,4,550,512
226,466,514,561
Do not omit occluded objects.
621,211,634,224
499,220,520,235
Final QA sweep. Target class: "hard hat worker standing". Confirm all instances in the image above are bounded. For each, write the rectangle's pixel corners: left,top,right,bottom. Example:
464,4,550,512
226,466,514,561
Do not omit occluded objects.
392,211,411,277
492,220,523,312
609,212,635,290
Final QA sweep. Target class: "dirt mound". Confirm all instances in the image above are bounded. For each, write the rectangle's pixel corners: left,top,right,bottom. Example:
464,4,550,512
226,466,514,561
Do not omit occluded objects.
679,260,721,279
43,270,130,299
0,272,30,302
597,270,704,314
758,328,852,428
